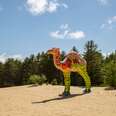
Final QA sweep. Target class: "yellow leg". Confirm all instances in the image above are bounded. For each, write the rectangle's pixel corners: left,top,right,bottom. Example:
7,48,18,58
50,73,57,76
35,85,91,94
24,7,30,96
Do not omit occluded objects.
77,67,91,92
72,64,91,92
63,72,71,96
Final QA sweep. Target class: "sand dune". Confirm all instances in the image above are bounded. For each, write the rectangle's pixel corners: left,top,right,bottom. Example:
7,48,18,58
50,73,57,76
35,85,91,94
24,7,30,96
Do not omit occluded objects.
0,85,116,116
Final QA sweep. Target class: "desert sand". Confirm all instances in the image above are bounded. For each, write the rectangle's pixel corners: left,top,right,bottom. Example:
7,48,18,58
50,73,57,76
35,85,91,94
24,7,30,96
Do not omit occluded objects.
0,85,116,116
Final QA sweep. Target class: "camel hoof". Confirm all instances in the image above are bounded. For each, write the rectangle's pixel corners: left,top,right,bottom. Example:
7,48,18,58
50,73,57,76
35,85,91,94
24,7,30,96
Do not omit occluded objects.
59,91,70,96
83,88,91,94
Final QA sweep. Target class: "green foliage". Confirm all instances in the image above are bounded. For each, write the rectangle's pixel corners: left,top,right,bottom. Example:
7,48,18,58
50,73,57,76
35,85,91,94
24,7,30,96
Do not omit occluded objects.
72,46,78,52
105,51,116,63
0,40,116,88
84,40,104,85
0,63,4,86
28,74,47,85
38,52,62,84
103,61,116,88
51,78,58,85
3,59,22,86
21,54,39,84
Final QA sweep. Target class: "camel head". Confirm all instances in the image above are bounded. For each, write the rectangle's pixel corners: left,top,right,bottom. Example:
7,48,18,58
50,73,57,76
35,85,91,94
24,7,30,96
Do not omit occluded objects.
47,48,60,56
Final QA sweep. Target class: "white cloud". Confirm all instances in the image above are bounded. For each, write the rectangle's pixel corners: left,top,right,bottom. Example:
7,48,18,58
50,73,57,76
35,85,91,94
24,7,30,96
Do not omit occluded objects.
26,0,67,15
108,16,116,24
68,31,85,39
97,0,110,5
0,53,24,63
50,24,85,40
102,52,112,57
50,31,63,39
101,16,116,29
60,24,69,29
47,1,59,12
11,55,23,60
62,3,68,8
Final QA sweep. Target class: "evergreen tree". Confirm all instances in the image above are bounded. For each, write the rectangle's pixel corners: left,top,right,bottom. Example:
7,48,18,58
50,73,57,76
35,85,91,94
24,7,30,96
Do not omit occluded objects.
1,41,116,88
0,62,4,86
83,40,103,85
3,58,22,86
39,52,61,84
21,54,38,84
103,51,116,88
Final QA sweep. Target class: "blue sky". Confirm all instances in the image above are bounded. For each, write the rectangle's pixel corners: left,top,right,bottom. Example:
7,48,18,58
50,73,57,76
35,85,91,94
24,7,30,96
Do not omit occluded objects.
0,0,116,62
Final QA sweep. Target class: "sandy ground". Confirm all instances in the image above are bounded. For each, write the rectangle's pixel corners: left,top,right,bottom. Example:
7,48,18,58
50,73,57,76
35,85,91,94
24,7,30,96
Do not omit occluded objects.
0,85,116,116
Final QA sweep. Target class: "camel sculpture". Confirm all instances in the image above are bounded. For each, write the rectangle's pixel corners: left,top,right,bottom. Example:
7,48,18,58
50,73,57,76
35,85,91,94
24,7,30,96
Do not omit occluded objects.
47,48,91,96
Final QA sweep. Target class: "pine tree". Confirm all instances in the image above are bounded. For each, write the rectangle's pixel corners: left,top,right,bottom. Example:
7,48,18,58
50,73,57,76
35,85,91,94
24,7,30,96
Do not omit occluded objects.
103,51,116,88
3,58,22,86
83,40,103,85
0,62,4,86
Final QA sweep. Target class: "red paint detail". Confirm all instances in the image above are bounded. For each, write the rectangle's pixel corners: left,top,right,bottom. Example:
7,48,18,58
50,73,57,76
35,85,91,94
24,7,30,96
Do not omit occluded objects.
60,59,72,69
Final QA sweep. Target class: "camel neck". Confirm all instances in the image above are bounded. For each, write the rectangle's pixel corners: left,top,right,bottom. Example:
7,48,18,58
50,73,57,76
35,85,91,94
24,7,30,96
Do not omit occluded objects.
53,54,61,68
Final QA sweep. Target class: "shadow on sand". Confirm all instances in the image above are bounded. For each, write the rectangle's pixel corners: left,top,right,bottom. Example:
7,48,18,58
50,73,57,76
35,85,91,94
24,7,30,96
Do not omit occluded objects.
28,84,39,88
104,87,116,91
32,93,85,104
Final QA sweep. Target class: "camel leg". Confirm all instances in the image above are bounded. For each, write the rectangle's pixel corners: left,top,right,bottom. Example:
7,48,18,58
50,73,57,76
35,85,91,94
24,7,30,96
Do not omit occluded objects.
77,66,91,93
62,72,71,96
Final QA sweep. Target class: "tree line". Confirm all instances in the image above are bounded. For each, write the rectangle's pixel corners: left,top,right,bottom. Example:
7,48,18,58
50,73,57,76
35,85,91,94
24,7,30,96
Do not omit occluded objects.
0,40,116,88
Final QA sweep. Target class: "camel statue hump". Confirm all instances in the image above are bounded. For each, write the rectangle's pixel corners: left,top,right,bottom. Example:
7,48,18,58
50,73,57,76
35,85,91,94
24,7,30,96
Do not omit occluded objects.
66,51,86,65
